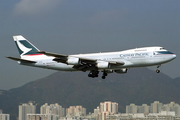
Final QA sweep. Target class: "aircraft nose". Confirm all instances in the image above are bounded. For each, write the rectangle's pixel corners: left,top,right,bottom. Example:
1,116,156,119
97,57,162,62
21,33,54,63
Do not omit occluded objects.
172,54,176,59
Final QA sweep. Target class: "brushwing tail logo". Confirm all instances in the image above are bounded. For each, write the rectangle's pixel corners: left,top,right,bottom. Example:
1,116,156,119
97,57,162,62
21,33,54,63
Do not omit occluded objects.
16,40,32,56
14,35,40,57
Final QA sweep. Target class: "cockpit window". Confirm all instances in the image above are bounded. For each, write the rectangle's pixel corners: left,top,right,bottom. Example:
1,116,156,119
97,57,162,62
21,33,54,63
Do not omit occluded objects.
160,47,165,50
154,51,174,55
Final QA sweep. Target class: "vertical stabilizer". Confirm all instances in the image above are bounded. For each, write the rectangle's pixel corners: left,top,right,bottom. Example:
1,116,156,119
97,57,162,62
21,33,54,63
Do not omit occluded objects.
13,35,41,58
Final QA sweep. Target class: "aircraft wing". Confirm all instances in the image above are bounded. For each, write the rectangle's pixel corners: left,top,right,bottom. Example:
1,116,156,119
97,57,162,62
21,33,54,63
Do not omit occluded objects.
37,51,97,64
38,51,124,71
6,56,36,63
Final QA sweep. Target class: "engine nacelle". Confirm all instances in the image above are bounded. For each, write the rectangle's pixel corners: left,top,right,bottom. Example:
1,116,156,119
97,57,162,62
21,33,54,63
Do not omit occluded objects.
96,62,110,69
66,57,80,65
104,70,113,73
115,68,127,74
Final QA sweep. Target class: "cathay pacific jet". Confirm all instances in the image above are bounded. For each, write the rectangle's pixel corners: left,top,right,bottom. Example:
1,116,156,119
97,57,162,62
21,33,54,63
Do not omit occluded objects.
7,35,176,79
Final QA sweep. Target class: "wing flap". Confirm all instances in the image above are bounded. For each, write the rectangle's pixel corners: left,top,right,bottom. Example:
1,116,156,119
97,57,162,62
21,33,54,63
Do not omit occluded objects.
6,56,36,63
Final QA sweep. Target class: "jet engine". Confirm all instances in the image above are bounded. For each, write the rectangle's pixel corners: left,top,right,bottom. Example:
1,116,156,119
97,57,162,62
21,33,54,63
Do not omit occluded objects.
66,57,80,65
104,70,113,73
114,68,127,74
96,62,110,69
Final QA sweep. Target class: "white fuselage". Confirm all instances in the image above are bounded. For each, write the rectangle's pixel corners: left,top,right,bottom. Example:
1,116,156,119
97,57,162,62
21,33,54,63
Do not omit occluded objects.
20,46,176,71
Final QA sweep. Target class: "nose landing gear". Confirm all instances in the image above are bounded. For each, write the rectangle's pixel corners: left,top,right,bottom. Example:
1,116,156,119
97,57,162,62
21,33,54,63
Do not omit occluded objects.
156,65,161,73
156,69,160,73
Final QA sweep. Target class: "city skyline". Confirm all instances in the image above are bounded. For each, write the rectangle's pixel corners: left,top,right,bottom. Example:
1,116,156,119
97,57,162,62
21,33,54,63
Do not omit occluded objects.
16,100,180,114
3,100,180,120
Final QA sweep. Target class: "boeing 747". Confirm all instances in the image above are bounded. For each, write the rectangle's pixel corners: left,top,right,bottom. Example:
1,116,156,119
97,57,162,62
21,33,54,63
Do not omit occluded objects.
7,35,176,79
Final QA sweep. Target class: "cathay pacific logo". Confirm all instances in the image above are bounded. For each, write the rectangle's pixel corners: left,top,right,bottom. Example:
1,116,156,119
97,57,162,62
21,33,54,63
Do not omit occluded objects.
120,53,148,58
15,40,39,56
16,40,32,56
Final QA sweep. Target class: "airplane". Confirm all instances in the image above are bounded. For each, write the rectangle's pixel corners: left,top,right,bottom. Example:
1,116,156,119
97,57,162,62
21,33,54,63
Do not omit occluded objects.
7,35,176,79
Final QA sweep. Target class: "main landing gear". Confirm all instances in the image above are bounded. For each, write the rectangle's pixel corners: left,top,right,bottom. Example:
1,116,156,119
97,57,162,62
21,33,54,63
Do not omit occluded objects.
88,70,99,78
88,70,108,79
102,72,107,79
156,65,161,73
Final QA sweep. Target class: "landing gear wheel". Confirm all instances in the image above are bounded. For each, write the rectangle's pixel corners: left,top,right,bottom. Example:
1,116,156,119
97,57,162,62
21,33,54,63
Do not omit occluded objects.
104,73,107,76
102,71,108,79
88,74,92,77
88,70,99,78
102,76,106,79
156,69,160,73
156,65,161,73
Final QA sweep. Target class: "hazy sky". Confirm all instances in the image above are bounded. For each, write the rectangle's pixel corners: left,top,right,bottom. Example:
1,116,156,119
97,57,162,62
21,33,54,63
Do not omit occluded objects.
0,0,179,90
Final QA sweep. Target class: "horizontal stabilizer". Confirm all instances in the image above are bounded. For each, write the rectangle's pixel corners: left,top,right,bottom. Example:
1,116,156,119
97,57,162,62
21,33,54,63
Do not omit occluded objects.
6,56,36,63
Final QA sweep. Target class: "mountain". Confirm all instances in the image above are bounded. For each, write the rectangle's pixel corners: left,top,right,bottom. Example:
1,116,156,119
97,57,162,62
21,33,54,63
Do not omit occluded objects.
0,68,180,120
174,77,180,81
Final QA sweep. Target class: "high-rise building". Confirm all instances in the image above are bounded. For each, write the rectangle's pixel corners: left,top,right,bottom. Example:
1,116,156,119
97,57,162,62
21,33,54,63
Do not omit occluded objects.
126,104,137,114
94,107,100,116
100,103,104,113
100,101,118,114
169,102,176,110
112,102,118,114
174,105,180,116
137,104,149,114
161,104,170,111
66,106,86,116
0,110,10,120
66,106,75,116
19,102,36,120
98,101,118,120
40,103,65,118
150,101,162,113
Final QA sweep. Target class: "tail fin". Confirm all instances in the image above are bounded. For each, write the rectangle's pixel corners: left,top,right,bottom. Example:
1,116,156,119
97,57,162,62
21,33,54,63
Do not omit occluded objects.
13,35,41,58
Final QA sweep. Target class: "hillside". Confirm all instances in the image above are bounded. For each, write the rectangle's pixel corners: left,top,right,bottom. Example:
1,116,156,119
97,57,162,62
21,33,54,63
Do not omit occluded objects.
0,68,180,120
